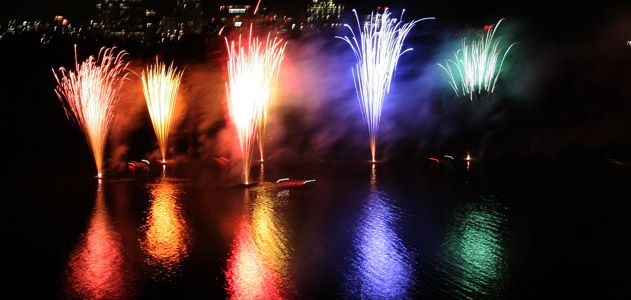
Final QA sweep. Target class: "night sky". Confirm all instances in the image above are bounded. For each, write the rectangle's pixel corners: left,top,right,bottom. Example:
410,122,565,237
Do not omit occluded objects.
2,1,628,47
3,0,629,26
3,0,631,162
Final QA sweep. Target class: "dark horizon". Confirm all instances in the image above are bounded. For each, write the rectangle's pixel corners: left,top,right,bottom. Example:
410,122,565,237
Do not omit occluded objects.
3,0,630,24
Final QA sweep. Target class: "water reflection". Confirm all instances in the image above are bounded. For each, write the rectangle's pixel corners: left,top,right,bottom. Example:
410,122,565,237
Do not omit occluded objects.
345,165,415,299
140,174,190,279
443,192,507,299
65,180,128,299
225,186,292,299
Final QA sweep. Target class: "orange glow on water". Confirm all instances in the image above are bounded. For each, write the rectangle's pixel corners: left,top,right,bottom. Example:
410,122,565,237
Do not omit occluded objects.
66,183,126,299
140,178,190,278
252,189,290,277
225,188,291,299
371,163,377,186
225,219,283,299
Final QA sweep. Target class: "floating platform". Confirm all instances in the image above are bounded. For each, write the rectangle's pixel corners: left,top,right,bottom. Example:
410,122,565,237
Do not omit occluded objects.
233,182,260,188
275,178,316,189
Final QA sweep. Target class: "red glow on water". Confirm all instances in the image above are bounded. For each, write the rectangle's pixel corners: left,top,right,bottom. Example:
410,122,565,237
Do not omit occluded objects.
66,188,126,299
225,219,283,300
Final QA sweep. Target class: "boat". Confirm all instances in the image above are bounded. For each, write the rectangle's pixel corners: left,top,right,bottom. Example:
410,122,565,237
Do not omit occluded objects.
128,159,150,176
275,178,316,188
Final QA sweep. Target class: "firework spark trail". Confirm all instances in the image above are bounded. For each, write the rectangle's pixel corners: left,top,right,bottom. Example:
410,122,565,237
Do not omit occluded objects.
225,28,286,183
338,9,434,162
437,19,516,100
142,59,184,163
256,40,284,163
53,46,130,177
257,98,269,163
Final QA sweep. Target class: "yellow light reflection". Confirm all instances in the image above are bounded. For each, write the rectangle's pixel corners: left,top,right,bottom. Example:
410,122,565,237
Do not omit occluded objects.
251,188,290,278
225,187,292,299
258,163,265,183
140,178,190,278
65,182,127,299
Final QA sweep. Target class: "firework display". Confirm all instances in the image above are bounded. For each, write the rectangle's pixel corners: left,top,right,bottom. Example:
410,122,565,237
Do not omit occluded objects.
437,19,515,100
338,9,434,162
53,46,130,177
142,60,184,164
225,28,287,183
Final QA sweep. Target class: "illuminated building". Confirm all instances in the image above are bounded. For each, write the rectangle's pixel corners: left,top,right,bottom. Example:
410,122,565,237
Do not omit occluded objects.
218,2,254,29
177,0,203,34
157,17,178,42
306,0,344,29
95,0,146,40
215,1,298,37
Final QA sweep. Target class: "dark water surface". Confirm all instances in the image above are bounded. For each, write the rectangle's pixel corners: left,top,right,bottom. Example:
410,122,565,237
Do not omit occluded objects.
8,160,631,299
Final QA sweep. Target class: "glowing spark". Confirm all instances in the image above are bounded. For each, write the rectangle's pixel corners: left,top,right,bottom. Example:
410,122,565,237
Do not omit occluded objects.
437,19,516,100
338,9,434,162
254,0,262,15
225,27,287,183
256,49,283,163
141,59,184,163
53,46,130,177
